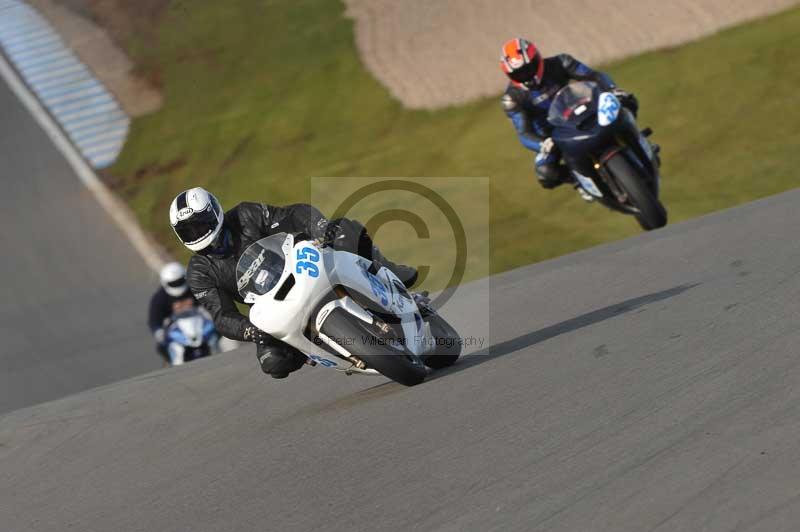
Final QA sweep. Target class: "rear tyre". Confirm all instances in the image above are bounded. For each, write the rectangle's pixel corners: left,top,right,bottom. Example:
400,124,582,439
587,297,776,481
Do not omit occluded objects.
320,308,427,386
606,154,667,230
422,314,461,369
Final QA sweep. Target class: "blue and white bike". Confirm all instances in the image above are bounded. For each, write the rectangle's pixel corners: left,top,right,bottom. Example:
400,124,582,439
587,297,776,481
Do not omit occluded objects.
236,233,461,386
548,81,667,230
165,307,221,365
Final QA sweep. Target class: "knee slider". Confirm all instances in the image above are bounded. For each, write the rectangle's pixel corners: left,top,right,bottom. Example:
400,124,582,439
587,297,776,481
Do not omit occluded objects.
257,345,305,378
536,164,563,188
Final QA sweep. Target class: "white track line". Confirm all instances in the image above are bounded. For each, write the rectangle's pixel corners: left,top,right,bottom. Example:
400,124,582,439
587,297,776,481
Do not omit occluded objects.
0,51,165,272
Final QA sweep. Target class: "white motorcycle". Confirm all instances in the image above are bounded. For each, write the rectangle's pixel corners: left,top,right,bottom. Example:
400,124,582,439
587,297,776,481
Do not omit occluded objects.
236,233,461,386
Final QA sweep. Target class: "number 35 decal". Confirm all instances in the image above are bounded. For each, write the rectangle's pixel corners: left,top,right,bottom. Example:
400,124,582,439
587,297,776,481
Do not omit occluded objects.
296,247,320,277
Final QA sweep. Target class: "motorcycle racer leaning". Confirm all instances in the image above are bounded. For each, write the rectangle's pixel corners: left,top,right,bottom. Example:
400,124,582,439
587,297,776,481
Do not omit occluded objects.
169,187,418,379
499,38,639,198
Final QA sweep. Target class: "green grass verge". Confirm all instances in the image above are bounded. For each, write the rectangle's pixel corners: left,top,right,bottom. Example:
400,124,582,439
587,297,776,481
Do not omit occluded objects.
111,1,800,288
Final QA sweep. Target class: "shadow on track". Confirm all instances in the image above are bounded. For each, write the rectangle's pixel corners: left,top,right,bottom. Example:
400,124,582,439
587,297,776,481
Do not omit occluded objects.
270,284,700,417
428,283,700,381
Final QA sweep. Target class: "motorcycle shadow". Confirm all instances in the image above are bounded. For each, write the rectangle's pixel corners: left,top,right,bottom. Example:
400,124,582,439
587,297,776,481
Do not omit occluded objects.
425,283,699,382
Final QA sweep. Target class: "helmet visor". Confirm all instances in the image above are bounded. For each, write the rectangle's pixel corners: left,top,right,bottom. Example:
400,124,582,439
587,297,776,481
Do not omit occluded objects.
173,201,221,245
507,52,542,85
166,277,186,288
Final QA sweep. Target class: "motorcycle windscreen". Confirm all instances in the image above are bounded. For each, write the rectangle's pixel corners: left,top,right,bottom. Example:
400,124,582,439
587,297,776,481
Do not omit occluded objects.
547,81,597,126
236,235,288,301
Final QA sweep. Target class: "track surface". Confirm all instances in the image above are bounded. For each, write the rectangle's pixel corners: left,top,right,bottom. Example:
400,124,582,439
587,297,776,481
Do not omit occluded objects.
3,189,800,531
0,75,160,414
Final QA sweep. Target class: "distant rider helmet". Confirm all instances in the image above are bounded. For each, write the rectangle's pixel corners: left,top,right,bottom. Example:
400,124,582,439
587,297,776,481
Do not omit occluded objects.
169,187,225,254
159,261,188,297
500,38,544,90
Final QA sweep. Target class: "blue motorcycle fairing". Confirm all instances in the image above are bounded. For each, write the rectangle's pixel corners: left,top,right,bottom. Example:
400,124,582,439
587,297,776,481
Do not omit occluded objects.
547,81,659,202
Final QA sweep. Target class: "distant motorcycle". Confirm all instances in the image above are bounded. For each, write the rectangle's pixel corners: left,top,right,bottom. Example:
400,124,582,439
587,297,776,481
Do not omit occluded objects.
164,307,220,365
548,81,667,230
236,233,462,386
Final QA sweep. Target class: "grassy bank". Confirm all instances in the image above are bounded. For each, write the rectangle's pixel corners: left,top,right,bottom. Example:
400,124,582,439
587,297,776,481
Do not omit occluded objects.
109,1,800,287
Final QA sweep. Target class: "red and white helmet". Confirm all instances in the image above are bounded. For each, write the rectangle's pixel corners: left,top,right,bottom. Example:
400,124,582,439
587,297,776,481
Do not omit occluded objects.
500,38,544,89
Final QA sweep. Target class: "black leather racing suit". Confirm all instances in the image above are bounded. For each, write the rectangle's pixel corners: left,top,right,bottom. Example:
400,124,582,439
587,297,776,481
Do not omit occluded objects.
186,202,408,378
501,53,637,188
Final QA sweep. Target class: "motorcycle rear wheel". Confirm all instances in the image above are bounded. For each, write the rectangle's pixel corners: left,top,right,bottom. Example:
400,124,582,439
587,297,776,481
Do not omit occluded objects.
320,308,428,386
606,154,667,230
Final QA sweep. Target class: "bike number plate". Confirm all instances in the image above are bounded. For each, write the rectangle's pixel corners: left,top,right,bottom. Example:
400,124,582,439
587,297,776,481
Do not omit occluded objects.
597,92,621,126
573,171,604,198
308,354,338,368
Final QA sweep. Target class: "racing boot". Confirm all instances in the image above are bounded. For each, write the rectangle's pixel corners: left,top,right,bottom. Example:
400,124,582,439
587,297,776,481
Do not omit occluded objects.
413,290,435,318
574,183,595,203
371,245,418,289
564,169,594,203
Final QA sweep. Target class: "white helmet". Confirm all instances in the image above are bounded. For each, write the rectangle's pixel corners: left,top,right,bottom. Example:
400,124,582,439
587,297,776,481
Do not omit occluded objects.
169,187,224,253
159,261,188,297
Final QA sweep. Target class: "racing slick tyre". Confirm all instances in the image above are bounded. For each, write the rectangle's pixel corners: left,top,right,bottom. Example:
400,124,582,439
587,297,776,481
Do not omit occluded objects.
606,153,667,230
320,308,427,386
422,314,461,369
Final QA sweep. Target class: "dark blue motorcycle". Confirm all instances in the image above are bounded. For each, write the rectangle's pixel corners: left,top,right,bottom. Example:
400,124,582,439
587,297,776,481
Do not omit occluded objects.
548,81,667,230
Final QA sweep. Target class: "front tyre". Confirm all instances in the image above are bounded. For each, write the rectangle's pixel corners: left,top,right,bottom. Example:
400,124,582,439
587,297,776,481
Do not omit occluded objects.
422,314,462,369
320,308,427,386
606,154,667,230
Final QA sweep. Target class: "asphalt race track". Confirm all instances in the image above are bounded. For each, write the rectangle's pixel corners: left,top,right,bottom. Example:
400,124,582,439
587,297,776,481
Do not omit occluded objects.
3,187,800,531
0,75,160,415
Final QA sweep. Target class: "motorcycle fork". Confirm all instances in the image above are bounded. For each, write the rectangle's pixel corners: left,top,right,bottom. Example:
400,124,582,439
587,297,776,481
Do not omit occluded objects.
595,145,629,204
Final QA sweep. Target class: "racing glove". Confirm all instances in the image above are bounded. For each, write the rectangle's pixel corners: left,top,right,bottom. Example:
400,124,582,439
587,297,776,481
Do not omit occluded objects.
243,325,273,346
540,137,555,157
611,88,638,116
154,327,166,345
322,221,340,246
536,137,557,167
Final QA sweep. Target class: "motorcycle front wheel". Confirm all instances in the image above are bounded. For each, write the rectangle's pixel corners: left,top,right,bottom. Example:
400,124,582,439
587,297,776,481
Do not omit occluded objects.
320,308,428,386
606,154,667,230
422,313,462,369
